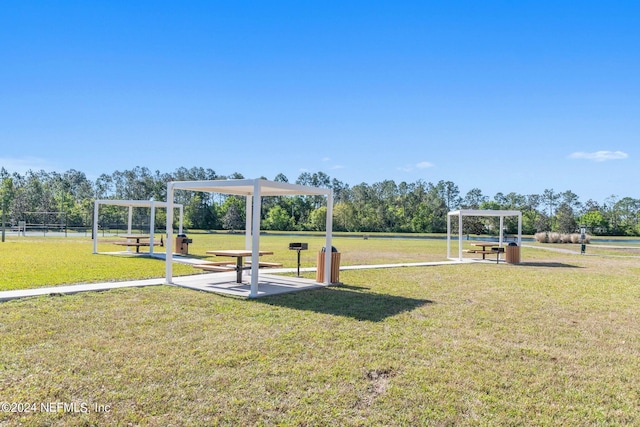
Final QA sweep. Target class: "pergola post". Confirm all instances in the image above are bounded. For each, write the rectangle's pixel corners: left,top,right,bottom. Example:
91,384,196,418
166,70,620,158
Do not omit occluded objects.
149,199,155,255
245,195,253,250
446,212,451,260
166,184,175,284
458,211,463,261
92,200,99,254
127,206,133,235
250,181,262,297
324,190,334,285
517,213,522,246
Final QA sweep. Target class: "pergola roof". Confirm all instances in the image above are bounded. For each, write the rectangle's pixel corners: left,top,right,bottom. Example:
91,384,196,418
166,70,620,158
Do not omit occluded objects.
168,179,331,197
448,209,522,217
94,199,180,208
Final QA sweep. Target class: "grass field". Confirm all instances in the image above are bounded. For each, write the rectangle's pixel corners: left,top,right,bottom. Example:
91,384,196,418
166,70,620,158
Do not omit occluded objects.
1,233,640,425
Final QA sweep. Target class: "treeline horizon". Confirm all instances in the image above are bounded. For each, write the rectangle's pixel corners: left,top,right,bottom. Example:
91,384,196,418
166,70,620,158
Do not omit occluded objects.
0,166,638,236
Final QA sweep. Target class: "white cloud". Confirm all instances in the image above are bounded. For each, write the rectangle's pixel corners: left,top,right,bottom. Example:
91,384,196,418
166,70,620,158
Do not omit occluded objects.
331,164,345,170
399,161,435,173
0,157,57,174
568,150,629,162
416,161,435,169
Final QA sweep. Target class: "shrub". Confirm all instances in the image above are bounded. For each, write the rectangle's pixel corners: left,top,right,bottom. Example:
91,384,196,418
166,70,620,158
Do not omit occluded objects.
534,232,547,243
548,232,561,243
534,232,591,244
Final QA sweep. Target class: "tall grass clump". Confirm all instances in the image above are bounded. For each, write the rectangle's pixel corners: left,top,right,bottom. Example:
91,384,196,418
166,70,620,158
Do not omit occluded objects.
534,232,591,243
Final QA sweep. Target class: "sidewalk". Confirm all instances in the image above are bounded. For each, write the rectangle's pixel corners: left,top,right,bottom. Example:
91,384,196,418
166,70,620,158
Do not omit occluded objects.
0,260,464,302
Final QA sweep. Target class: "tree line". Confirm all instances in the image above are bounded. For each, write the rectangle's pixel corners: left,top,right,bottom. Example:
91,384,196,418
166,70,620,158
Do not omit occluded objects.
0,166,638,236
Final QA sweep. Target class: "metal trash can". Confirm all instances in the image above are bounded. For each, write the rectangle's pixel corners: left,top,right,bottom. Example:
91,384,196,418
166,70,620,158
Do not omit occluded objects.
505,242,520,264
316,246,340,283
175,233,192,255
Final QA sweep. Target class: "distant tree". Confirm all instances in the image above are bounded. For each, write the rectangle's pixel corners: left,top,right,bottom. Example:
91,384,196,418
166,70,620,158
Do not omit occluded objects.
331,178,350,204
535,212,552,233
410,204,432,233
581,210,608,235
603,195,622,234
1,177,15,242
221,198,245,231
560,190,582,212
556,203,577,234
274,173,289,182
333,202,356,232
306,207,327,231
463,188,487,209
263,205,294,231
185,193,218,230
436,180,461,211
542,189,560,217
609,197,640,235
460,188,487,234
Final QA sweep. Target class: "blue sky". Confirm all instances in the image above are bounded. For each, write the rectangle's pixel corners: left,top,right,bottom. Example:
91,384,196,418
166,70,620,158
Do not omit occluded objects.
1,1,638,203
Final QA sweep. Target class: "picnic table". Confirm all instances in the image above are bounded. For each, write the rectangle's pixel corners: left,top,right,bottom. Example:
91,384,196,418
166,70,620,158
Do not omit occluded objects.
196,250,278,283
468,242,504,263
113,234,160,253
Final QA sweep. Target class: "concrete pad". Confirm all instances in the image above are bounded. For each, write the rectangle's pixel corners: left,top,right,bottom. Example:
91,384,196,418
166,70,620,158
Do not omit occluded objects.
99,251,208,265
171,272,330,298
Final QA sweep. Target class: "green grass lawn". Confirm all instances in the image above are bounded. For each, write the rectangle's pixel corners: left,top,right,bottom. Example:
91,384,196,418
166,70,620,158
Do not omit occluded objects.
1,234,640,425
0,232,449,290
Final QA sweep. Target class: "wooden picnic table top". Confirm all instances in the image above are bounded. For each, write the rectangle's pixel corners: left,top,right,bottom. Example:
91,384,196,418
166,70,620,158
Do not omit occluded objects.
470,242,499,248
206,249,274,257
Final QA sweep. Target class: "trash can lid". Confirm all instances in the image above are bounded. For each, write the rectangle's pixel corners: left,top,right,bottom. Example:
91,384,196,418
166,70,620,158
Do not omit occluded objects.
321,246,338,252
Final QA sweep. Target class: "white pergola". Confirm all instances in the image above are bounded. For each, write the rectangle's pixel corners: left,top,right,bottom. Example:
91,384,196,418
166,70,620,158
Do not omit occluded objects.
92,199,184,254
447,209,522,261
165,178,334,298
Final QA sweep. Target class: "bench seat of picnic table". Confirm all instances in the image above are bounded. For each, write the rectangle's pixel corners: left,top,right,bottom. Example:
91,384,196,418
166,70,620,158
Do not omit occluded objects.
192,263,237,272
245,261,283,268
113,241,161,247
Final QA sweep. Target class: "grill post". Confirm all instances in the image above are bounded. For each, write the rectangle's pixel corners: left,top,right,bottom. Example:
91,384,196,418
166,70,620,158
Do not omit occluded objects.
288,242,308,277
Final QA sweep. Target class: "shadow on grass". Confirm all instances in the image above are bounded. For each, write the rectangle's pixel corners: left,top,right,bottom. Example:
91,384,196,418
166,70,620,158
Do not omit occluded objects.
517,262,583,268
257,284,433,322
